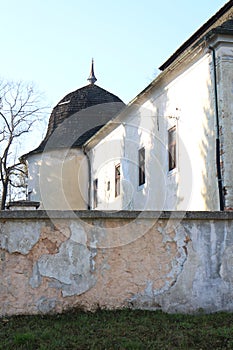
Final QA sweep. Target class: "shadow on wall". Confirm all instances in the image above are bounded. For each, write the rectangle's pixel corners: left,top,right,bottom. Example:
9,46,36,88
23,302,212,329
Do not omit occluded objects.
120,87,187,211
200,71,219,210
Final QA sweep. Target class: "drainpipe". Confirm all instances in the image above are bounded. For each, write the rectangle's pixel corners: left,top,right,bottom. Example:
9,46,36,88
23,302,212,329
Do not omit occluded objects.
83,147,91,210
209,46,224,211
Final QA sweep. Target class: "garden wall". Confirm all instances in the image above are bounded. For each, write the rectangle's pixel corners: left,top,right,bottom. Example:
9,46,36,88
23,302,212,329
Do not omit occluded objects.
0,210,233,316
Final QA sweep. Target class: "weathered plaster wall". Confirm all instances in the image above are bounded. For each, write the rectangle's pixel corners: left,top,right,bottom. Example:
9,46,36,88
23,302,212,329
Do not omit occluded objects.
0,211,233,316
215,37,233,209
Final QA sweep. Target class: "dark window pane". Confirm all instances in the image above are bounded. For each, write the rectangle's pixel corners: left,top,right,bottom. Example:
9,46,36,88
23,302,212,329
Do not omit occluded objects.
93,178,98,208
115,165,120,197
139,147,145,186
168,127,176,171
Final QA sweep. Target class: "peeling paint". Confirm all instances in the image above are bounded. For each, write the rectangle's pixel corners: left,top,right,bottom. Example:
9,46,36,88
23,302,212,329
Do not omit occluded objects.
37,240,96,296
0,221,41,255
220,245,233,282
29,262,42,288
37,297,57,314
1,214,233,316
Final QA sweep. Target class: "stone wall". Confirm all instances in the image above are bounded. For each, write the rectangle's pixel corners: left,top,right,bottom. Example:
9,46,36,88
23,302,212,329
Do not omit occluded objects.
0,210,233,316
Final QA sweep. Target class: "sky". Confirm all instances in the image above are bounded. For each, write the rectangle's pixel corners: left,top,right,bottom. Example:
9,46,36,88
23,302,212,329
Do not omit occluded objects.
0,0,229,110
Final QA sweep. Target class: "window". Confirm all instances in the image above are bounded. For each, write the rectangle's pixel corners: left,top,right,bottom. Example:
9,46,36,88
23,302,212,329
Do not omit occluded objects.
138,147,145,186
115,164,120,197
168,126,176,171
107,181,110,191
93,178,98,208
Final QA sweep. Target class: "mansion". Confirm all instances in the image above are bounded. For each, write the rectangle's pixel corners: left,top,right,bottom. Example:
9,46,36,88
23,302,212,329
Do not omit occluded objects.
23,1,233,211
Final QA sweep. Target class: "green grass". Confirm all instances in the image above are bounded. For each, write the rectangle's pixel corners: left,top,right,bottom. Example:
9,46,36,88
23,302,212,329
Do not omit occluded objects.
0,309,233,349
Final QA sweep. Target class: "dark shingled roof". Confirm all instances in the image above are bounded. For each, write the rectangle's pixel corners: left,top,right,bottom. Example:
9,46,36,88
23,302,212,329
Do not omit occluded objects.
24,83,125,157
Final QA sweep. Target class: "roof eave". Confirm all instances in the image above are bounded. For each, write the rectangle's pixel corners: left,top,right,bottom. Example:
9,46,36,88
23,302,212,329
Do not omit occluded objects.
83,80,160,152
84,21,233,152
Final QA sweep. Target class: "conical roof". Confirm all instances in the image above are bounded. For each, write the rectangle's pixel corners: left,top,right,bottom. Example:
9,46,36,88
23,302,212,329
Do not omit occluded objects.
24,83,125,157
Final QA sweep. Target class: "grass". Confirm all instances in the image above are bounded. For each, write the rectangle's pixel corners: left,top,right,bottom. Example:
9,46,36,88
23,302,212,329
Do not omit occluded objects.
0,309,233,349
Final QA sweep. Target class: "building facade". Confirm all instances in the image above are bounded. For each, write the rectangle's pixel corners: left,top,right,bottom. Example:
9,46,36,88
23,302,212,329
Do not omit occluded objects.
24,2,233,211
84,4,233,211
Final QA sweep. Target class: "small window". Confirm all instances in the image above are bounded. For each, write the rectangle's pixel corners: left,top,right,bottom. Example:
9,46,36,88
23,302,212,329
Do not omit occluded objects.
115,164,120,197
168,126,176,171
138,147,145,186
93,178,98,208
107,181,110,191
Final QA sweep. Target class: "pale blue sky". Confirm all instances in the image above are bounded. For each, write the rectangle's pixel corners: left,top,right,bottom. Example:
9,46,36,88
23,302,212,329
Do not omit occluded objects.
0,0,228,108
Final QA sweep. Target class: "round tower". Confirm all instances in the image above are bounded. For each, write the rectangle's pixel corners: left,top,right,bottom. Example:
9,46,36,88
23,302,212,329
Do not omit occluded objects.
23,61,125,209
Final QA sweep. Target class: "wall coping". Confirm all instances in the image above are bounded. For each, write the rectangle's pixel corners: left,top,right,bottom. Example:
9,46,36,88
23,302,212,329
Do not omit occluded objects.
1,210,233,220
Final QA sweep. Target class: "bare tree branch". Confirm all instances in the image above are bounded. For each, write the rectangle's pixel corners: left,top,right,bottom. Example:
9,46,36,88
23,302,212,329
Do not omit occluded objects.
0,79,48,209
0,111,11,133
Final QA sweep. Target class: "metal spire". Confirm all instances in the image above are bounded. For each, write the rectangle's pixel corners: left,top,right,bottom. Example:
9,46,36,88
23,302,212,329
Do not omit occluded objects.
87,58,97,85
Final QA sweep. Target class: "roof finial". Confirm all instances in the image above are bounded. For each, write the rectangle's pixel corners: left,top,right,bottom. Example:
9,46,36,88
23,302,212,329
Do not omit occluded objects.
87,58,97,85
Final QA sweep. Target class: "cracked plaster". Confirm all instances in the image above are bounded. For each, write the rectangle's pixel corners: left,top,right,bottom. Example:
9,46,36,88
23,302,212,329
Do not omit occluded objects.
0,214,233,316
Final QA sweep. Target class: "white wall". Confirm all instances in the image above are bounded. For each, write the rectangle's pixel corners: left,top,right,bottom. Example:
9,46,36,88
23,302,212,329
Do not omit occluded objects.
27,148,88,210
89,125,125,210
90,45,223,210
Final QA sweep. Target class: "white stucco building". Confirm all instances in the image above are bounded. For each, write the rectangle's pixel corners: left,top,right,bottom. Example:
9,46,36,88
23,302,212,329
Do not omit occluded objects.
23,2,233,211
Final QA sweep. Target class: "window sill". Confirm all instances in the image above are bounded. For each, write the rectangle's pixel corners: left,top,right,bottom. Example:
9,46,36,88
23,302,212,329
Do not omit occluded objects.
138,183,146,191
167,168,177,177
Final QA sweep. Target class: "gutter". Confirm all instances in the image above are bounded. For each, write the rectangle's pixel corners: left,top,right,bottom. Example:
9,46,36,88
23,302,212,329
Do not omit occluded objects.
209,46,224,211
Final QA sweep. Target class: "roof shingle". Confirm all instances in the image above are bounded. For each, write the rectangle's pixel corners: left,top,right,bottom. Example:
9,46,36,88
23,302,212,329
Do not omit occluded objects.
24,84,125,157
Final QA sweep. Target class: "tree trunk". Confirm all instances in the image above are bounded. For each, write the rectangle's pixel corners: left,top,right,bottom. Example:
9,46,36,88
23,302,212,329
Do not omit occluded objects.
1,182,8,210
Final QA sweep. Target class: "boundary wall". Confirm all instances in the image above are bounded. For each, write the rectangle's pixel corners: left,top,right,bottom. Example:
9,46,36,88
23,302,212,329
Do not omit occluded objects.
0,210,233,315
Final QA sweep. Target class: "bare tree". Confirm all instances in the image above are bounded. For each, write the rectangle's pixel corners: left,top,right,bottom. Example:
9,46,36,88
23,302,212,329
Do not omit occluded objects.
0,80,46,209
